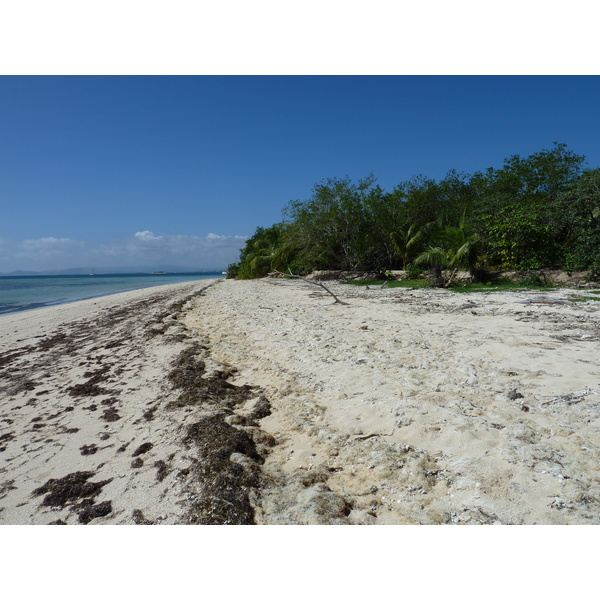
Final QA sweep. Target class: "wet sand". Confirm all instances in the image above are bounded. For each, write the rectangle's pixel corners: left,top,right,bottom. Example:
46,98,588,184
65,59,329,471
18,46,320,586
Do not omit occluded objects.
1,277,600,524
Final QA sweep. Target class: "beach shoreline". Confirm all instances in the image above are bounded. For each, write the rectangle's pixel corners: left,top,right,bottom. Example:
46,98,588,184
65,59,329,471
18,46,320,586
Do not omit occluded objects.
2,277,600,524
0,272,223,317
0,279,273,524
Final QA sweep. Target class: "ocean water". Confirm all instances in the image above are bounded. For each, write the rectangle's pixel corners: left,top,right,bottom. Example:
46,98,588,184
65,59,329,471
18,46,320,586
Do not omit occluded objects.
0,272,223,315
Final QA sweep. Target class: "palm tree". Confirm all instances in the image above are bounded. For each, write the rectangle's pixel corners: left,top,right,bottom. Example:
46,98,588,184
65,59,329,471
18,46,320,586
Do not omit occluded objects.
237,224,289,279
390,223,423,268
444,213,480,274
415,213,480,286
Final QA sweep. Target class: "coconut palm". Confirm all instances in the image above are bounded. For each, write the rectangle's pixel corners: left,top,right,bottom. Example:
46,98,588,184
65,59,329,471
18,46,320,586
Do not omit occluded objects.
390,223,423,268
415,213,480,286
236,224,289,279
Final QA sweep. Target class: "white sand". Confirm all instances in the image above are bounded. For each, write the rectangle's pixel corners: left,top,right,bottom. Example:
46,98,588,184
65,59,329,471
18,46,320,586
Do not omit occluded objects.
182,279,600,524
2,277,600,524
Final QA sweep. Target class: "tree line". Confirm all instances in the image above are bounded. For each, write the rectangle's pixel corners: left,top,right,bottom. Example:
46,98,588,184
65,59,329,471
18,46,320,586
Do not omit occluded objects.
227,143,600,284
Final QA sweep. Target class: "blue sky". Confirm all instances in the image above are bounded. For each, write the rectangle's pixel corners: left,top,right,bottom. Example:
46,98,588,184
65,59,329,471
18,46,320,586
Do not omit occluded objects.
1,75,599,272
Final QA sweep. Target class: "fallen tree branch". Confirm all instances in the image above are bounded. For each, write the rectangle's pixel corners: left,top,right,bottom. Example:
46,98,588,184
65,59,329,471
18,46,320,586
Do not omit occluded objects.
443,268,459,288
354,428,395,440
268,270,350,305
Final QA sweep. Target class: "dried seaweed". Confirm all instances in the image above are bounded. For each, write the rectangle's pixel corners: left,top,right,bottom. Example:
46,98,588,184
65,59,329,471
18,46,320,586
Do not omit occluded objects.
78,500,112,524
32,471,112,507
181,415,263,525
131,442,153,457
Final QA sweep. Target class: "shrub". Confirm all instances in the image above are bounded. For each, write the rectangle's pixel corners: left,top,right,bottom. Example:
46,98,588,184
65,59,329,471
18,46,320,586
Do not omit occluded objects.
403,263,424,280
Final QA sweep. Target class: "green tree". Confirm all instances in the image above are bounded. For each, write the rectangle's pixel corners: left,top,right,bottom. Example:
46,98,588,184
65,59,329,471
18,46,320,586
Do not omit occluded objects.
556,168,600,279
283,175,386,272
476,143,585,205
394,175,441,231
396,170,475,232
470,143,586,268
480,205,562,269
227,143,592,279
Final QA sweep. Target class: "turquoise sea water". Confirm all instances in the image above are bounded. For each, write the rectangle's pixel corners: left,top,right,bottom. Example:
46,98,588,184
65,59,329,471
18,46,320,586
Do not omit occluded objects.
0,272,223,315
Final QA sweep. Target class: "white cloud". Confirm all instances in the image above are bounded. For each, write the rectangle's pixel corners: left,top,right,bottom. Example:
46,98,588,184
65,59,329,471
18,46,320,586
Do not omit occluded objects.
206,232,246,241
0,231,247,272
134,231,163,241
108,232,247,263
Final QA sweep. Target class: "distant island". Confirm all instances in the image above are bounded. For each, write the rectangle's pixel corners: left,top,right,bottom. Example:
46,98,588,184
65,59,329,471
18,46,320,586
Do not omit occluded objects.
0,266,225,277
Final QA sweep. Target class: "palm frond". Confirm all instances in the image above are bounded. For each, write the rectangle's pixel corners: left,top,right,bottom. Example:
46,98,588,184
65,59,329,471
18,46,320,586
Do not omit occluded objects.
415,246,451,268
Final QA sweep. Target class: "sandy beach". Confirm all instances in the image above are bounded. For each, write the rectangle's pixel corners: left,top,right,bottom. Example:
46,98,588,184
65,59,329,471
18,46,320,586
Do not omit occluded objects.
1,277,600,524
0,279,243,525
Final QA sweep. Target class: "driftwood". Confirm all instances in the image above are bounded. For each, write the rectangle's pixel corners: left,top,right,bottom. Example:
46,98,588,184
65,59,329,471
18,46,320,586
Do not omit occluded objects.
365,281,389,290
268,270,350,305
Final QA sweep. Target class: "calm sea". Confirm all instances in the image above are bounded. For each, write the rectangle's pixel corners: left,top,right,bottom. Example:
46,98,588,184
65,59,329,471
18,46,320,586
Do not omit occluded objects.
0,272,223,315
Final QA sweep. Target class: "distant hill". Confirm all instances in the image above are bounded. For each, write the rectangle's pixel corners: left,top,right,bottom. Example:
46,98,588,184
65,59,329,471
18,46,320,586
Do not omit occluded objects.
0,265,224,276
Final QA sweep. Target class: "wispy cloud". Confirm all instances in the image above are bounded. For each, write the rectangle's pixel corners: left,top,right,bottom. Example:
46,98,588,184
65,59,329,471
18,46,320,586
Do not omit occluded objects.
0,232,247,272
13,237,86,267
20,237,84,251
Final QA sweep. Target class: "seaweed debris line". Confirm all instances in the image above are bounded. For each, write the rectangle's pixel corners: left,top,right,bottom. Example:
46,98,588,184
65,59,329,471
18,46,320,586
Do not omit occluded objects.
0,279,274,525
165,342,275,524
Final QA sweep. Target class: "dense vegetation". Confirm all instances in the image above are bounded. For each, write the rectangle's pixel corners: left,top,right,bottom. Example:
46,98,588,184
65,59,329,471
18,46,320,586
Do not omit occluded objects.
228,143,600,284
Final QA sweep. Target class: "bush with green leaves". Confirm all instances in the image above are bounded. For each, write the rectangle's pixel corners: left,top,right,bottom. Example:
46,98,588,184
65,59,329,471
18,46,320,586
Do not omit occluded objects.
403,263,424,280
557,168,600,280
